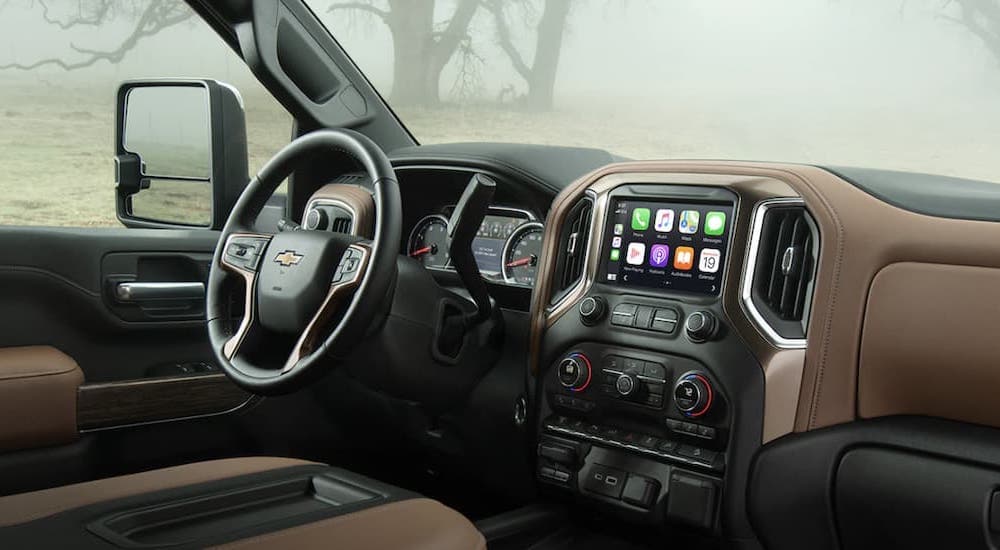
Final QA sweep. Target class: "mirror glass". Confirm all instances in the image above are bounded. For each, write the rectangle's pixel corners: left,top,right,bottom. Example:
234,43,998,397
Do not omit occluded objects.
130,179,212,227
124,86,210,179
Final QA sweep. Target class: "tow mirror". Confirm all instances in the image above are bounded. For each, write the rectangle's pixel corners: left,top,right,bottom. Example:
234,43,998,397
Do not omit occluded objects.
114,79,248,229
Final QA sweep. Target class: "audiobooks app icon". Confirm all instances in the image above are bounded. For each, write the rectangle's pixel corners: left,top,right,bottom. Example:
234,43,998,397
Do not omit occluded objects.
673,246,695,270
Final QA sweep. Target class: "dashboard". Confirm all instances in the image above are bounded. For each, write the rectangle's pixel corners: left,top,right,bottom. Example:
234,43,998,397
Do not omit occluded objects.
295,142,1000,548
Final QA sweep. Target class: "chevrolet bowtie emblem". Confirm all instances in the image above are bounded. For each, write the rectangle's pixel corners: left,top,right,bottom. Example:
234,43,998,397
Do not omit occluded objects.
273,250,303,267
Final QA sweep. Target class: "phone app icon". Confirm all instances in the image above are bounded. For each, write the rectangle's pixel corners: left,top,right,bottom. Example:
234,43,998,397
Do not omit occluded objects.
679,211,699,234
673,246,695,270
699,248,721,273
613,223,624,235
612,236,622,248
609,248,620,261
631,208,651,231
649,244,670,268
626,242,646,265
654,209,674,232
704,211,726,236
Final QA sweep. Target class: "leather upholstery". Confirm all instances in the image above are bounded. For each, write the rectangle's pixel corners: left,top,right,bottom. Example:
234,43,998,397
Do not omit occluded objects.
0,457,485,549
0,346,83,452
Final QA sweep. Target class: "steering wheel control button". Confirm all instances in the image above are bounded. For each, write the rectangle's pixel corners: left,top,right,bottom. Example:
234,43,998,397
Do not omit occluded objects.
584,465,626,500
685,310,719,342
611,303,638,326
557,353,592,392
578,296,607,326
674,373,714,418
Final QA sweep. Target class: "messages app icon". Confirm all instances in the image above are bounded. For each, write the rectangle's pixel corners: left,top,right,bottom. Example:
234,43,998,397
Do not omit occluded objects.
631,208,650,231
704,211,726,236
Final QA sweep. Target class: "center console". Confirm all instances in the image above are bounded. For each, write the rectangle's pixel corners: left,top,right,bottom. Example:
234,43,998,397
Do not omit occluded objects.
532,181,766,544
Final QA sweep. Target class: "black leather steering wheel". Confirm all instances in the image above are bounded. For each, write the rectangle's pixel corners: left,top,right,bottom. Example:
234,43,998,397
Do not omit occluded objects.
206,129,400,395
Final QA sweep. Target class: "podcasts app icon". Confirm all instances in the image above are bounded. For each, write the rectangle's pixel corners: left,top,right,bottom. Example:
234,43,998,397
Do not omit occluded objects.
649,244,670,268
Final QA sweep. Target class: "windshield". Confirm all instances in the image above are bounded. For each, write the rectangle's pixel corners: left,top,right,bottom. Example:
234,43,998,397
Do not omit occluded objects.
310,0,1000,183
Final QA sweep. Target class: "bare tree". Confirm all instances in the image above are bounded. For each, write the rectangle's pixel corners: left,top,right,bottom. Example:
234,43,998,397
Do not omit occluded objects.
0,0,192,71
944,0,1000,65
487,0,571,111
328,0,480,106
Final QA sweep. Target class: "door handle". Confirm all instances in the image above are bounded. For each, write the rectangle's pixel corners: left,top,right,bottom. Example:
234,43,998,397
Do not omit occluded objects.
115,282,205,302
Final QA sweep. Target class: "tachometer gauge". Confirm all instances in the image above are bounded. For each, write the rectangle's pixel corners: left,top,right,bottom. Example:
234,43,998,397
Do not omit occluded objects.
502,222,544,286
408,215,451,269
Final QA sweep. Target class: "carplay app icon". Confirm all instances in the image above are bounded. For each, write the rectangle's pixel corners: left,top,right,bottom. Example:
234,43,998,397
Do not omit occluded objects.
679,211,699,234
673,246,695,270
631,208,650,231
654,209,674,232
626,242,646,265
649,244,670,267
704,211,726,236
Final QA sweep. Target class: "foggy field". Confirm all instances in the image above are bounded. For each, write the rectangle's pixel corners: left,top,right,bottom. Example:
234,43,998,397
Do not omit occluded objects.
4,0,1000,227
4,82,1000,227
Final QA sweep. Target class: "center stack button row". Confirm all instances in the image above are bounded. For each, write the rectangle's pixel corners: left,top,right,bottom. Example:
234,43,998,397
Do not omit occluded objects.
611,303,679,334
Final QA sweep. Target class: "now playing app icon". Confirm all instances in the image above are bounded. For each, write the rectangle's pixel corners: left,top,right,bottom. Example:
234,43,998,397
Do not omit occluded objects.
649,244,670,267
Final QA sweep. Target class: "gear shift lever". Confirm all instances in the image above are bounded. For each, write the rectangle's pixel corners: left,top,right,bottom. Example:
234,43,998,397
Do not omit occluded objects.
448,173,496,323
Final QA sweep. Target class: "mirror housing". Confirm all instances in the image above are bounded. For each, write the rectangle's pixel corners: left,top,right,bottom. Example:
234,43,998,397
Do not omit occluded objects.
115,79,249,229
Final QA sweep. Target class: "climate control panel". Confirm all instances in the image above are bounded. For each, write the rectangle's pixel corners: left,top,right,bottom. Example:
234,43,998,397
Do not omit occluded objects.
537,343,730,530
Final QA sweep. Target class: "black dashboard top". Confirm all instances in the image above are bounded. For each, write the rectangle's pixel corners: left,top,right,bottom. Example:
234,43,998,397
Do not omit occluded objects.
390,142,625,193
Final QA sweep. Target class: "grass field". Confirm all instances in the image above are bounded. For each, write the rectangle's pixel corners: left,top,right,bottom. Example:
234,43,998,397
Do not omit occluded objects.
3,81,1000,227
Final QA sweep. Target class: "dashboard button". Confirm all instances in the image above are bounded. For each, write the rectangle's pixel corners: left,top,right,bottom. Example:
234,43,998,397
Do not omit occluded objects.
622,475,661,509
657,440,678,453
602,355,623,371
622,357,643,375
645,394,664,408
611,303,638,326
677,445,717,464
643,362,667,380
634,306,654,328
646,382,665,396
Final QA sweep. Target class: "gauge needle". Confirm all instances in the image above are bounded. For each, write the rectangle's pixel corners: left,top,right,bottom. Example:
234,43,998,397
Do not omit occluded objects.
506,256,534,268
410,246,432,257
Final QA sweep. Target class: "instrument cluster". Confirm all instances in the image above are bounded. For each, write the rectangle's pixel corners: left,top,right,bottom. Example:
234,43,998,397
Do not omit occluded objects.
407,206,544,287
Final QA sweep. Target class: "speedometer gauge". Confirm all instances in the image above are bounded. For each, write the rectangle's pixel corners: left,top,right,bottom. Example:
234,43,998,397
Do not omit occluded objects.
502,222,544,286
408,215,451,269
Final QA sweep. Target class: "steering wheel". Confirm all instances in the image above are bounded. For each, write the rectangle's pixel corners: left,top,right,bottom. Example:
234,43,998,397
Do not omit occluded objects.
206,129,400,395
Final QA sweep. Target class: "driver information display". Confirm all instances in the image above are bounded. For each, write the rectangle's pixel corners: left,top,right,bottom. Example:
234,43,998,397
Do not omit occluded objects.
600,198,733,295
471,214,524,274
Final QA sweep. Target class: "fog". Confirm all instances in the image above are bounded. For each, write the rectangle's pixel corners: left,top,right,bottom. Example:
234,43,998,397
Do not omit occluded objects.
2,0,1000,189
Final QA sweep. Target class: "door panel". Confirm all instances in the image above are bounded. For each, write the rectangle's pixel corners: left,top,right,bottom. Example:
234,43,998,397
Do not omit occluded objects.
0,227,219,382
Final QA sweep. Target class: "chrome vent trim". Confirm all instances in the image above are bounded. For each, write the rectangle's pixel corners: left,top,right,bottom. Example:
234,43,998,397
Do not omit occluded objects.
550,196,594,305
741,198,818,349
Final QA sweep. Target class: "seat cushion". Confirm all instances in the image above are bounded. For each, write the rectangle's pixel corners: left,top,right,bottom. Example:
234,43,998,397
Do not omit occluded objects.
0,457,485,550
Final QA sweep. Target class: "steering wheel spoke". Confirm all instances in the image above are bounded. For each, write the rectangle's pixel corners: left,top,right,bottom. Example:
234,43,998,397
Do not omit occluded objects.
283,243,371,371
218,232,272,360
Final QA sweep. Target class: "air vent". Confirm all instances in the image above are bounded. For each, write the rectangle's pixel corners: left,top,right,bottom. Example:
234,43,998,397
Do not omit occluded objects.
744,200,818,346
330,216,352,234
550,197,593,305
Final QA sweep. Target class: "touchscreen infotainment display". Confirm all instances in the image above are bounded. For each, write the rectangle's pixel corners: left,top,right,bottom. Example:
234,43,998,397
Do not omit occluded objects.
600,198,733,295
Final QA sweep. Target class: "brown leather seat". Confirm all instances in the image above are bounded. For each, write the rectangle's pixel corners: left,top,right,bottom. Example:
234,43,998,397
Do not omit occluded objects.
0,457,486,549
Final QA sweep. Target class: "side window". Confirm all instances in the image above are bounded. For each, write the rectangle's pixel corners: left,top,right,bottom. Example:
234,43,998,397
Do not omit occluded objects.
0,1,290,227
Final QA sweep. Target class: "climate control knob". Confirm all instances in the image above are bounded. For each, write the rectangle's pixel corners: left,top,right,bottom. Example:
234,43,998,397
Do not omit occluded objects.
615,373,639,397
674,372,714,418
685,311,719,343
557,353,592,392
